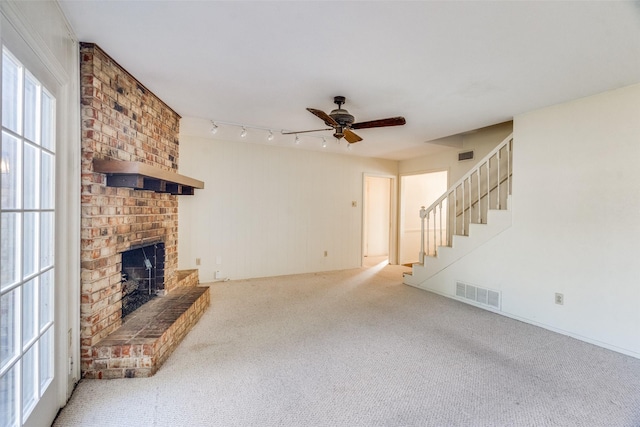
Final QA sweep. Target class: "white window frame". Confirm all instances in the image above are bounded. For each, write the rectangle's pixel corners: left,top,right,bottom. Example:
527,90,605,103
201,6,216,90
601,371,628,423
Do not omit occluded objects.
1,45,56,427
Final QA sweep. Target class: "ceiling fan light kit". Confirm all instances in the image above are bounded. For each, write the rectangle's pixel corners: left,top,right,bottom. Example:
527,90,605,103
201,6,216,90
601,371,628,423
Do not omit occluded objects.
206,96,404,151
282,95,406,144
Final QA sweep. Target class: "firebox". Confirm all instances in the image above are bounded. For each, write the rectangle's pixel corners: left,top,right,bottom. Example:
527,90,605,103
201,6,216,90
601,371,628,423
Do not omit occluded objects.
120,241,165,319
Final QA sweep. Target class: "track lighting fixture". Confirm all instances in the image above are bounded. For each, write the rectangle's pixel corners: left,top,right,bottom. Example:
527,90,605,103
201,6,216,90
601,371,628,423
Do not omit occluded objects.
208,119,336,148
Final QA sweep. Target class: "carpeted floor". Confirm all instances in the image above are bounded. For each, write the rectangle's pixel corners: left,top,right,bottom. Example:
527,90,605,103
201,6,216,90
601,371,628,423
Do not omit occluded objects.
54,260,640,426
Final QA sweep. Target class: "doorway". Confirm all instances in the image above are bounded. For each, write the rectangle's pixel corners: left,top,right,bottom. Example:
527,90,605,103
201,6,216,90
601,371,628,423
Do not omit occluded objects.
363,175,394,267
399,170,448,265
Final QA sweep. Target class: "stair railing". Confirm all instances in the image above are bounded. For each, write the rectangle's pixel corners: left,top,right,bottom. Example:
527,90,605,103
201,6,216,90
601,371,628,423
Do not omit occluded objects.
419,133,513,261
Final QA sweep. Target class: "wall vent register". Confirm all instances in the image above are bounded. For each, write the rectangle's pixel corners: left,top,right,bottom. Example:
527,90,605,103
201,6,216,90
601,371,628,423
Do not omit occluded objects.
456,281,501,310
458,150,474,161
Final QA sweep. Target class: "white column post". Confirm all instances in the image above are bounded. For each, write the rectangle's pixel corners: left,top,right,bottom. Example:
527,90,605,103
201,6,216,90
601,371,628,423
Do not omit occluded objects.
419,206,427,263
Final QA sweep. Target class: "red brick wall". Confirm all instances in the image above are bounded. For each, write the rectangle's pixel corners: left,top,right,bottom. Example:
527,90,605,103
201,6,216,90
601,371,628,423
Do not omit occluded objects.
79,43,181,369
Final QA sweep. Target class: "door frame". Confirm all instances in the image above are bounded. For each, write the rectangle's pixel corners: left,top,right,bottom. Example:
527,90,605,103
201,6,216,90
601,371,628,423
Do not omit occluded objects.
362,173,397,265
1,4,81,426
398,168,449,265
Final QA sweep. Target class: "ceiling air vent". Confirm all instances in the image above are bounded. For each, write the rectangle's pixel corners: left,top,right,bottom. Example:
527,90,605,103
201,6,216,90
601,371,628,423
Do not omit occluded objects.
458,150,474,162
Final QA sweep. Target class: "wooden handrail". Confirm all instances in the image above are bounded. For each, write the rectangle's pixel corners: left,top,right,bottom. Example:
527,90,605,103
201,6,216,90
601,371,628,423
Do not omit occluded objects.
454,173,512,217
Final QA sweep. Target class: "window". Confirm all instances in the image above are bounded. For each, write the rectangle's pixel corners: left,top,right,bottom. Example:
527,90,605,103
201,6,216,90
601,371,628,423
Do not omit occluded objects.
1,46,55,427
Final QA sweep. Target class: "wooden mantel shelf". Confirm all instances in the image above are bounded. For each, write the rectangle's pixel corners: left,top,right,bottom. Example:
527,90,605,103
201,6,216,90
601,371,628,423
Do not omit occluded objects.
93,160,204,195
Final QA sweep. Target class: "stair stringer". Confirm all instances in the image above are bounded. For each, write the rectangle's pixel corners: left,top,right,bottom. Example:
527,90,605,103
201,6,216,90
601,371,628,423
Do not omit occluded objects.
403,204,512,287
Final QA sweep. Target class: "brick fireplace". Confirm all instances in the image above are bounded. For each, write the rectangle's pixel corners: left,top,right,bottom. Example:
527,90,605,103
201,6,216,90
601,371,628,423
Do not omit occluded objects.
80,43,208,378
120,240,165,318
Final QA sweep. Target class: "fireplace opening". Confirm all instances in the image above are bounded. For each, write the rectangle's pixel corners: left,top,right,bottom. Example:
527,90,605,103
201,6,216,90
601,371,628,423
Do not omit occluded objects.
120,242,165,319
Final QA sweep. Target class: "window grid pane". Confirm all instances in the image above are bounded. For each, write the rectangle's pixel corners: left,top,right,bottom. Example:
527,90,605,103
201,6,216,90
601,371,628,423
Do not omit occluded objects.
21,278,37,349
2,49,21,134
21,344,37,418
1,46,56,426
39,213,54,270
38,270,53,331
0,361,19,427
40,92,54,153
23,143,39,210
40,152,54,210
1,213,21,290
22,212,39,280
23,73,38,144
38,327,53,392
1,131,22,210
1,287,20,369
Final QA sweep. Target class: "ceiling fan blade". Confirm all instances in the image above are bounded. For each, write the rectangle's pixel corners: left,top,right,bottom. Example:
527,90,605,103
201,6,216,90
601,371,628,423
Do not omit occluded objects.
307,108,338,127
281,128,333,135
351,116,406,130
344,129,363,144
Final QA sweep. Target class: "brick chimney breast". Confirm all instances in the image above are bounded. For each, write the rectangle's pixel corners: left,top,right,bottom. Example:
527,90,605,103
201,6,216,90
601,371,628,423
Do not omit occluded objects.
79,43,183,375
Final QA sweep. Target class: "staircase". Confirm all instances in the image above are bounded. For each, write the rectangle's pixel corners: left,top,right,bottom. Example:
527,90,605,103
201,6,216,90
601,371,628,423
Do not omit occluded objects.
404,134,513,287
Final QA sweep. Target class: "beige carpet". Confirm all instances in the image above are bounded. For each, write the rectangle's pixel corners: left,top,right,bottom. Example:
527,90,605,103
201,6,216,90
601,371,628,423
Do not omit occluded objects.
54,260,640,426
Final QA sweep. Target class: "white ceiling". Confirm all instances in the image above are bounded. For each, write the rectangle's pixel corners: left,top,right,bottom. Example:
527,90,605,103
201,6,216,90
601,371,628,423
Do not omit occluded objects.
58,1,640,160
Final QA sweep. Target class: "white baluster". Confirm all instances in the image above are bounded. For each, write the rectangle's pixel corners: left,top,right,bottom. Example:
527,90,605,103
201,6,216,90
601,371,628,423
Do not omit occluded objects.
476,169,481,223
432,209,437,255
439,202,443,248
486,160,490,213
419,206,427,262
497,149,501,209
453,188,457,236
507,139,512,196
461,181,465,235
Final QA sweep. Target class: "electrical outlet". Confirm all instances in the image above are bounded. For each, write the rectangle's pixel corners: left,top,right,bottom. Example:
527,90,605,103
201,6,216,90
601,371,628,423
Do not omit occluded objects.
195,258,201,265
215,271,221,280
555,293,564,305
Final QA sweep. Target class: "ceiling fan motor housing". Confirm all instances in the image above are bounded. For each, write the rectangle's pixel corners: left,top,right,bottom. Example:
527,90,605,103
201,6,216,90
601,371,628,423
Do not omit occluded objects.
329,109,355,126
329,96,355,127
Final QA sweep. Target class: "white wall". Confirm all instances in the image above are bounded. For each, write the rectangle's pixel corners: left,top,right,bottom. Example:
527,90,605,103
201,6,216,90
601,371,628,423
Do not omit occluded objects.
416,83,640,358
400,121,513,183
178,124,397,281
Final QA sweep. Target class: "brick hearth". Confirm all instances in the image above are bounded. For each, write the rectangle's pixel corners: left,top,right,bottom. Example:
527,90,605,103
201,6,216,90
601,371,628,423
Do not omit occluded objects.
80,43,207,378
85,271,209,379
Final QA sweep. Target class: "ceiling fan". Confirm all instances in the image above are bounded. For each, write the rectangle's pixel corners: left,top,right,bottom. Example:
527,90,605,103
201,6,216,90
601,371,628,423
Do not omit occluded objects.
282,96,406,143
